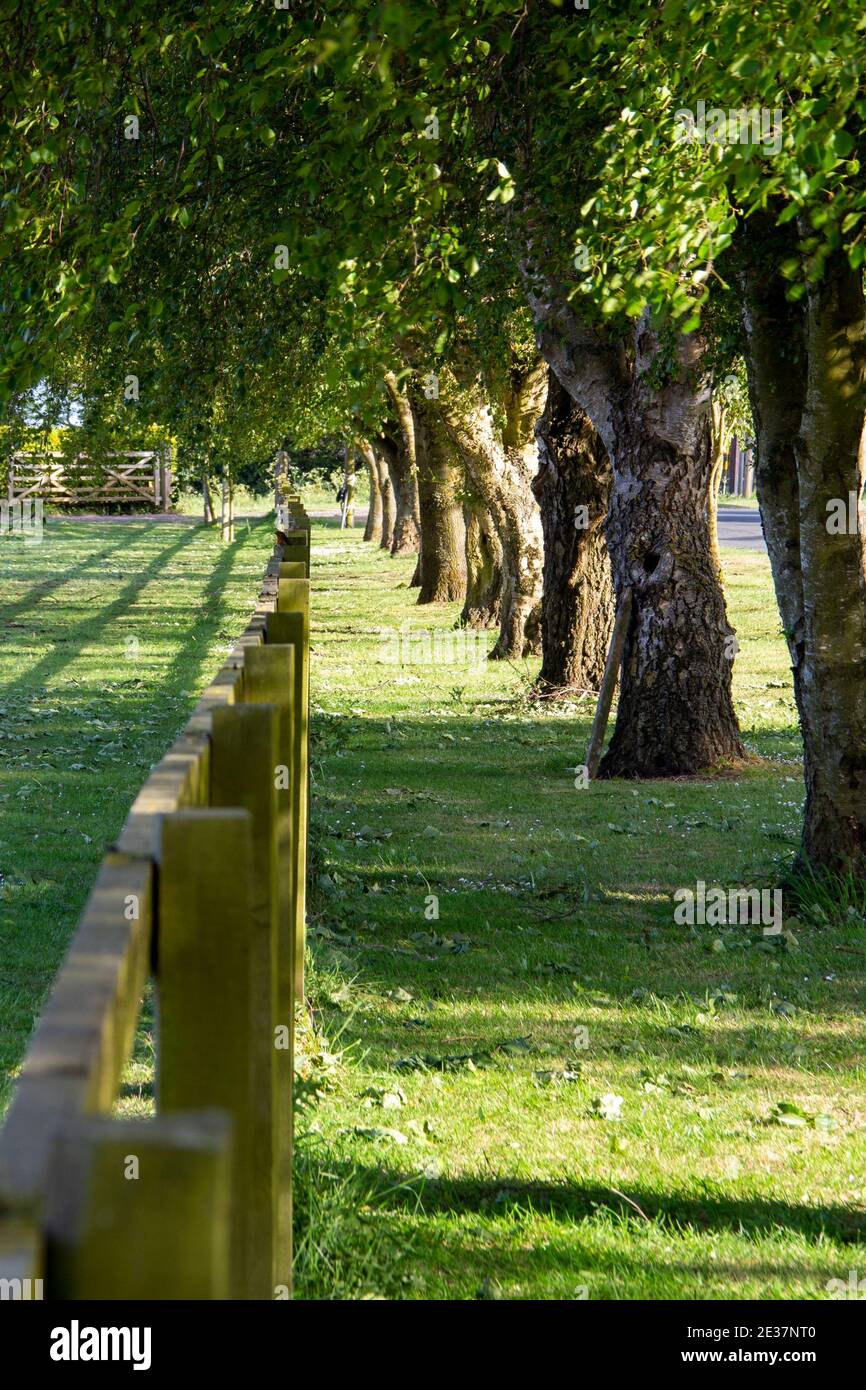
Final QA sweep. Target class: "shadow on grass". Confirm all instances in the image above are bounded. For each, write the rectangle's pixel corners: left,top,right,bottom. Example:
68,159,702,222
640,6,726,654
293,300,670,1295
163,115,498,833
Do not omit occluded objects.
0,526,153,626
313,1158,866,1246
157,514,273,699
0,522,202,700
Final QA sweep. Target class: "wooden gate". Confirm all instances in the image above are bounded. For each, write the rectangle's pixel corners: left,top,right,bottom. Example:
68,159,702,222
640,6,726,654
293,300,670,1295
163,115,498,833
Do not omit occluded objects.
7,450,172,509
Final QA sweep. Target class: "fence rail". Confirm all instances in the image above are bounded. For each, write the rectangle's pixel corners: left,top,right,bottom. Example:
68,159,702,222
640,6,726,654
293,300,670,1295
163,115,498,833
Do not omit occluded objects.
0,492,312,1300
7,451,172,510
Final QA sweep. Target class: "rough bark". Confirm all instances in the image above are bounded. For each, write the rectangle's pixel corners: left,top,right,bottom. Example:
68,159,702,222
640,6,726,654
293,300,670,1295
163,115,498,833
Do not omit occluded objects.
740,216,866,875
708,396,729,580
378,432,408,552
795,248,866,870
737,215,807,716
533,370,614,693
436,358,546,659
461,497,503,629
359,439,383,543
526,281,744,775
374,438,396,550
202,468,215,525
411,389,468,604
383,376,422,558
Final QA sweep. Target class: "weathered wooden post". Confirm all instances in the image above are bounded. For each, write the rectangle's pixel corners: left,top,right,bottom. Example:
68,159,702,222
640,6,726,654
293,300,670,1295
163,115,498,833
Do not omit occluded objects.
278,546,310,578
44,1112,232,1299
242,646,296,1289
158,806,270,1299
269,578,310,1002
210,701,283,1294
160,445,172,511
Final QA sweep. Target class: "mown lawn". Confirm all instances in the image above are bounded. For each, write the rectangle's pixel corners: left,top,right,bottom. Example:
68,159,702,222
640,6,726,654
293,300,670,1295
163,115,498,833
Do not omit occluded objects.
1,511,863,1300
297,521,865,1301
0,513,274,1114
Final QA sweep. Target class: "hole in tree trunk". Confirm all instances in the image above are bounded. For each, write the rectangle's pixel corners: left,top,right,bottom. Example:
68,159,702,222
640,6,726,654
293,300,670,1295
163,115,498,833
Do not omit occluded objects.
643,550,660,574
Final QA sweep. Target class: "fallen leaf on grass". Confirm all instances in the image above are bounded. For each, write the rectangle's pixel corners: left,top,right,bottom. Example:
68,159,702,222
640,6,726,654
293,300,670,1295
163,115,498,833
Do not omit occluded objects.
392,1036,533,1073
385,986,414,1003
593,1093,624,1121
769,1101,836,1131
345,1126,409,1145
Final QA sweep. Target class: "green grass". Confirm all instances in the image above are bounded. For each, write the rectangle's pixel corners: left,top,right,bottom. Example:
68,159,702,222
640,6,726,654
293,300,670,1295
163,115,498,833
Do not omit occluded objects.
1,514,862,1300
172,479,370,519
296,521,865,1300
0,514,274,1114
717,492,758,509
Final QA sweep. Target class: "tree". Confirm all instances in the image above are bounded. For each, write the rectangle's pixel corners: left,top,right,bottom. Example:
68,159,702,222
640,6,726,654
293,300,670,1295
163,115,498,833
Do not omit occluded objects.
306,1,746,771
572,0,866,868
435,353,546,659
533,371,613,694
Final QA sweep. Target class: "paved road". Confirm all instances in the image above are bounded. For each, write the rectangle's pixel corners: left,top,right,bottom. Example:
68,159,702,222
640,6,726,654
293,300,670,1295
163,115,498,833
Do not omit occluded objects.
327,503,768,551
717,506,764,550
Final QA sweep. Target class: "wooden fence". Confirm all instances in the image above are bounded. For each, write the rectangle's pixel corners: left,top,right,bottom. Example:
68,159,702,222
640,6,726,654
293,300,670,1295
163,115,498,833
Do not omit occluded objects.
7,451,172,510
0,493,313,1300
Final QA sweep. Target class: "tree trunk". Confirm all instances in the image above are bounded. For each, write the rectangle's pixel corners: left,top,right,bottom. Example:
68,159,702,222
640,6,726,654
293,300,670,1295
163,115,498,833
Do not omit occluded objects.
436,358,546,658
796,248,866,870
739,221,866,873
359,440,383,543
202,467,215,525
383,376,422,558
708,396,728,581
527,284,744,775
737,213,808,735
342,447,356,529
411,390,467,604
375,438,396,550
533,371,614,693
461,498,503,629
378,433,408,552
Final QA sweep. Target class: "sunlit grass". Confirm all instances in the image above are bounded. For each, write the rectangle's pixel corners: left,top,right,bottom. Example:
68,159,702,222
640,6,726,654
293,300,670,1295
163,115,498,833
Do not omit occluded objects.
2,515,862,1299
300,524,865,1300
0,515,273,1113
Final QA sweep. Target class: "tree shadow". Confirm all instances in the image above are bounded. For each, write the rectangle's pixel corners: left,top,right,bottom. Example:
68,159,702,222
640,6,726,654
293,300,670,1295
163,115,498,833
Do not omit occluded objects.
0,522,203,701
319,1158,866,1247
1,525,151,627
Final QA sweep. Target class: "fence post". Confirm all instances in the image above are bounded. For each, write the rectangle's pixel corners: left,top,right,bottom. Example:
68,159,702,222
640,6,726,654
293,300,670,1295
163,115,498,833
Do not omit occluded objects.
269,579,310,1002
158,807,269,1299
43,1111,232,1299
279,547,309,576
208,701,283,1293
0,1215,42,1300
243,646,296,1289
160,446,172,511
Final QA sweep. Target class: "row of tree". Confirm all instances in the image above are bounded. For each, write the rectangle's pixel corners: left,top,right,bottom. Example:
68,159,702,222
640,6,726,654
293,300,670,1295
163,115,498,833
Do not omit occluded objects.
1,1,864,874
